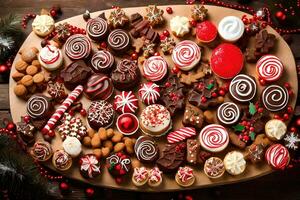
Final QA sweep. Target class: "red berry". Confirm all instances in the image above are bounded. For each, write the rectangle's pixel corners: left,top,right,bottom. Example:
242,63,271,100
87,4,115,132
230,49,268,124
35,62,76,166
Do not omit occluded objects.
249,127,254,131
274,114,280,119
68,110,74,116
243,135,249,141
163,30,170,37
115,164,121,171
218,89,225,96
283,113,289,120
287,106,293,114
117,152,123,157
85,188,95,197
290,127,296,132
50,9,57,17
24,116,31,123
276,11,286,21
258,107,264,113
284,82,291,89
189,19,197,27
259,78,266,86
100,41,107,49
211,92,218,98
6,122,15,131
171,66,180,74
288,90,294,96
131,52,138,60
296,118,300,127
261,22,267,28
115,177,122,184
119,169,126,175
165,82,171,87
242,17,249,25
154,52,160,56
160,34,167,41
59,182,69,191
80,108,87,116
48,130,55,137
166,7,173,14
201,96,207,103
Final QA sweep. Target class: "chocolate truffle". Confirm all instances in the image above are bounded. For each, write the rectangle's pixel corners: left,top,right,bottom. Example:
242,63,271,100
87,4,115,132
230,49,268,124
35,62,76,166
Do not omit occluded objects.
84,73,114,100
86,17,109,41
90,50,115,73
111,59,140,90
26,94,53,120
60,60,91,90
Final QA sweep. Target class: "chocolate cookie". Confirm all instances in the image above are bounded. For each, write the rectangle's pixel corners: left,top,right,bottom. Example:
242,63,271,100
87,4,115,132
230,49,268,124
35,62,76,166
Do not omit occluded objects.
111,59,140,90
134,136,159,163
86,17,109,41
107,29,131,53
156,142,186,173
60,60,91,90
26,94,53,120
87,100,115,130
160,75,185,116
90,50,115,74
84,73,114,100
229,74,257,103
183,103,204,129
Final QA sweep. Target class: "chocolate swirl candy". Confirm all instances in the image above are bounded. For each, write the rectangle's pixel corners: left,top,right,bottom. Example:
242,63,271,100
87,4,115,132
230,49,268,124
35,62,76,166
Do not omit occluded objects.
217,102,241,126
64,34,92,60
90,50,115,73
52,150,72,171
30,141,53,161
261,84,289,112
84,74,114,100
134,136,159,163
229,74,257,103
26,94,52,119
107,29,131,53
86,17,109,41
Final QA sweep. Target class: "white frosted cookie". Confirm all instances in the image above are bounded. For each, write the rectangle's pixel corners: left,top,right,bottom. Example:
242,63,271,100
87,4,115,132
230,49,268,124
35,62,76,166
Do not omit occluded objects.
32,15,55,37
170,16,191,37
265,119,287,141
224,151,246,175
218,16,244,42
62,137,82,158
38,45,63,71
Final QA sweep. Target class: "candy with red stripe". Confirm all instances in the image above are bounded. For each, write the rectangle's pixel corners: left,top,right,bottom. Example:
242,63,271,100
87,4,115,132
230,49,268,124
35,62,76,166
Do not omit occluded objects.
167,127,196,143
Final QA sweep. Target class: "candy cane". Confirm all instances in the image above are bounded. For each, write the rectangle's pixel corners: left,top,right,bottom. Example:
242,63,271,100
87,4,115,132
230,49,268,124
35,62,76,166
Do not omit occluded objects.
42,85,83,134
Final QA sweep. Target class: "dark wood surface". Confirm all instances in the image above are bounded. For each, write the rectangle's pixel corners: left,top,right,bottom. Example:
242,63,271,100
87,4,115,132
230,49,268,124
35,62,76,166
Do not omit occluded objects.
1,0,300,199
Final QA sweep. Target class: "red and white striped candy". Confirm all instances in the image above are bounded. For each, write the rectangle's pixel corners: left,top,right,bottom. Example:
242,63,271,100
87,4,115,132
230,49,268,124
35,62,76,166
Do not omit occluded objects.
256,55,283,82
265,144,290,170
167,127,196,143
42,85,83,134
143,56,168,82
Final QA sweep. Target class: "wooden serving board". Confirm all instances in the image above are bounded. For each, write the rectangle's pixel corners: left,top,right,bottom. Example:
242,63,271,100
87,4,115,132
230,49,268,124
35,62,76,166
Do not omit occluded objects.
9,5,298,191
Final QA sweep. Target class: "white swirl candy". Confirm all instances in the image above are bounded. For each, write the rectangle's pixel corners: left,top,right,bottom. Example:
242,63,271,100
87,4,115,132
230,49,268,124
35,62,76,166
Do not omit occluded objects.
229,74,257,103
134,136,158,162
143,56,168,82
218,16,245,42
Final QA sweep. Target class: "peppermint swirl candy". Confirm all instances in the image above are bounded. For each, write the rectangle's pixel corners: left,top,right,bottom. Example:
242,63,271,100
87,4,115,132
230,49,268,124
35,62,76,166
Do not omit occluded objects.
86,17,108,41
171,40,201,70
199,124,229,153
261,85,289,112
134,136,159,163
64,34,91,60
229,74,257,103
107,29,130,51
218,16,244,41
138,82,160,105
265,144,290,170
39,45,60,64
90,50,114,73
217,102,241,126
256,55,283,82
31,141,52,161
143,56,168,82
26,95,49,119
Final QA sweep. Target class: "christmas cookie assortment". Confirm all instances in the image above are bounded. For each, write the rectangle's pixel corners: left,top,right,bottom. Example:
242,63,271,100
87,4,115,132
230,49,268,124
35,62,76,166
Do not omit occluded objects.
11,4,299,190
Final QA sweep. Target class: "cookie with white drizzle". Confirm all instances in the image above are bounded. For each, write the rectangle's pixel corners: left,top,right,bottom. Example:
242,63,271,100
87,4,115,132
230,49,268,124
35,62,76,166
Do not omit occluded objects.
217,102,241,126
134,136,159,163
229,74,257,103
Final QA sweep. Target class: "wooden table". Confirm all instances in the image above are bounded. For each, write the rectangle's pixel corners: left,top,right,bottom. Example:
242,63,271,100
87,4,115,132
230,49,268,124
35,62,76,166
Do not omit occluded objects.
1,0,300,199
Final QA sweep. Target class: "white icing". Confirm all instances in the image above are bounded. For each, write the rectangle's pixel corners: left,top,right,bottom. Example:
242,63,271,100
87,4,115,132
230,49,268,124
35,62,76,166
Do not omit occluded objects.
224,151,246,175
32,15,54,33
218,16,244,42
170,16,190,37
38,45,63,71
265,119,287,140
62,137,82,157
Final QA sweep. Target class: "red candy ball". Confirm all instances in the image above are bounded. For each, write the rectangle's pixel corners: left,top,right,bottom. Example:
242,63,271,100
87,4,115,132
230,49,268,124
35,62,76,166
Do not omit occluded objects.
131,52,138,60
119,116,134,130
48,130,55,137
24,115,31,123
80,108,87,117
296,118,300,127
100,41,107,49
171,66,180,74
85,188,95,197
50,9,57,17
0,65,8,73
59,182,69,191
6,122,16,131
166,7,173,14
189,19,197,27
275,11,286,21
163,30,170,37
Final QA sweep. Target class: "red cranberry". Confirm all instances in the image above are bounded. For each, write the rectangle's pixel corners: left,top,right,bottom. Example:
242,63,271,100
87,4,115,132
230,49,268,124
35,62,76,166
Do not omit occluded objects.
165,82,171,87
24,116,31,123
50,9,57,17
80,108,87,116
163,30,170,37
189,19,197,27
218,89,225,96
48,130,55,137
131,52,138,60
166,7,173,14
287,106,293,114
154,52,160,56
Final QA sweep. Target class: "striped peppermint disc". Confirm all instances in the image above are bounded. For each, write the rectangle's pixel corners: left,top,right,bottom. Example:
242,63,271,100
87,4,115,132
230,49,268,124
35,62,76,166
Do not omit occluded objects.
167,127,196,143
256,55,283,82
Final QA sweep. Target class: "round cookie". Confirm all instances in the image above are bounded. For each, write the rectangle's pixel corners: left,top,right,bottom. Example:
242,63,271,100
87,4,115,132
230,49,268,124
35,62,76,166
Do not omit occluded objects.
107,29,131,53
204,157,225,179
211,43,244,79
87,100,115,130
86,17,109,41
62,137,82,158
116,113,139,136
229,74,257,103
218,16,244,42
113,91,138,114
132,167,149,186
256,55,283,82
32,15,55,37
148,167,163,187
30,140,53,162
140,104,172,137
170,16,191,37
134,136,159,163
79,154,101,179
172,40,201,71
111,59,140,90
196,20,218,43
38,45,63,71
106,152,132,177
26,94,52,120
199,124,229,153
265,119,287,141
90,50,115,73
175,166,195,187
138,82,160,105
143,56,168,82
217,102,241,126
261,85,289,112
64,34,92,60
84,73,114,100
52,150,72,171
265,144,290,170
223,151,246,175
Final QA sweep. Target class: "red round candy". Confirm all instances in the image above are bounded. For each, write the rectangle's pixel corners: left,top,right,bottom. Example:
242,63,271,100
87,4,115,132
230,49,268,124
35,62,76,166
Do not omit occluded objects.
210,43,244,79
116,113,139,136
196,21,217,43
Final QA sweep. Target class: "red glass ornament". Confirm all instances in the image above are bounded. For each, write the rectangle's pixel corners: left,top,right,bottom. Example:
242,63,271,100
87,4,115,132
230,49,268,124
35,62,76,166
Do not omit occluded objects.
24,115,31,123
6,122,16,131
275,11,286,21
0,65,8,73
80,109,87,117
166,7,173,14
154,52,160,56
59,182,69,191
85,188,95,197
131,52,138,60
163,30,170,37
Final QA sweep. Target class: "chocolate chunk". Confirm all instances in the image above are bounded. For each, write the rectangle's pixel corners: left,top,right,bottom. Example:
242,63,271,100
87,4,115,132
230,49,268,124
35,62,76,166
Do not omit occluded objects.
197,150,211,164
130,13,143,24
130,29,139,38
98,12,106,20
140,26,149,36
255,30,276,54
187,139,200,164
135,20,149,33
16,120,36,144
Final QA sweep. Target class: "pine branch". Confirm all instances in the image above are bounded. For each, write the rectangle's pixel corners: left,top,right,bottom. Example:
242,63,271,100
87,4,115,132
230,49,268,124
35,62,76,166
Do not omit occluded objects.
0,14,22,35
